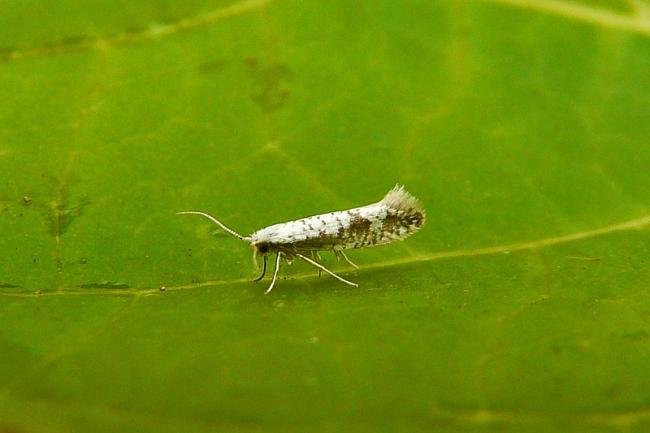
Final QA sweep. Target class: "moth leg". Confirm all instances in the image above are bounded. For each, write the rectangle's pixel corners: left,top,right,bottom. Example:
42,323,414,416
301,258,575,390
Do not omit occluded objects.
339,250,359,269
253,255,267,282
265,252,283,294
317,252,323,277
311,251,322,277
295,253,358,287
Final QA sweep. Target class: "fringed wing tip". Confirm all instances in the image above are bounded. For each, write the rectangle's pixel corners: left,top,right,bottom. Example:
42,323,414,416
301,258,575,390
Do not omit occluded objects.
382,184,425,215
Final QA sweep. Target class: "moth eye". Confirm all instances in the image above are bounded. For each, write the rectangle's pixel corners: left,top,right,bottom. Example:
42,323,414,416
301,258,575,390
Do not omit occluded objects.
258,244,269,254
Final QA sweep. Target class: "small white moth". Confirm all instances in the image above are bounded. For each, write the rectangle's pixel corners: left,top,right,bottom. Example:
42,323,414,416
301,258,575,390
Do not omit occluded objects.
178,185,425,293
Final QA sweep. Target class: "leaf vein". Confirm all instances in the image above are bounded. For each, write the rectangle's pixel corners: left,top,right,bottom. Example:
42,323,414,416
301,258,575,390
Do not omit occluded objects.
2,213,650,297
1,0,274,62
485,0,650,36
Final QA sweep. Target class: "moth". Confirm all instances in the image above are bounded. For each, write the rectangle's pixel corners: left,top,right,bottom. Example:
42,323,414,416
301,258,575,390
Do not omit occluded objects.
178,185,425,293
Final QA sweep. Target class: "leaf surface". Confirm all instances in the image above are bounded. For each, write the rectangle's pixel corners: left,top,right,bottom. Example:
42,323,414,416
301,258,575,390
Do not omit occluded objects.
1,0,650,431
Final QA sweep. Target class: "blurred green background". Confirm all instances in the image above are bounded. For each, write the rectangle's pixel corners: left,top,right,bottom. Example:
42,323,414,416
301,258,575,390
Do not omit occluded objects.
1,0,650,432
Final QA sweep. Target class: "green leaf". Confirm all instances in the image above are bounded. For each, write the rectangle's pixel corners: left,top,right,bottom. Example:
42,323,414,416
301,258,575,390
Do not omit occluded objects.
1,0,650,431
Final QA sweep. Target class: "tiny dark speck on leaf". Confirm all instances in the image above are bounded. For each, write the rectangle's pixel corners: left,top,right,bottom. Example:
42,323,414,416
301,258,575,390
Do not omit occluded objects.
59,35,88,46
605,386,621,399
244,56,258,68
125,26,145,34
198,59,227,73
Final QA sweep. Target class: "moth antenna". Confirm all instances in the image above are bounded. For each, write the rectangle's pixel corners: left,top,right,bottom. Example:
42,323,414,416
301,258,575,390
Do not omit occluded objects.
177,211,250,241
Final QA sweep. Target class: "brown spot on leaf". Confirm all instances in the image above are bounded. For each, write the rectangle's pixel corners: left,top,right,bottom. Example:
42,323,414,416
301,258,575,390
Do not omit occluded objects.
124,26,145,35
59,35,89,47
245,58,291,113
198,59,227,74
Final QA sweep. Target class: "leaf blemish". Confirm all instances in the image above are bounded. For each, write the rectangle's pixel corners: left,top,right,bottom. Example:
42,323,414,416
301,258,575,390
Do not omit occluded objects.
45,196,90,238
58,35,90,47
244,57,292,113
198,59,227,74
77,282,130,289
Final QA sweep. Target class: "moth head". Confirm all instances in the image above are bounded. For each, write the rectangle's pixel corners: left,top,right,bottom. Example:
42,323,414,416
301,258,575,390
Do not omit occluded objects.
250,241,271,270
253,241,271,256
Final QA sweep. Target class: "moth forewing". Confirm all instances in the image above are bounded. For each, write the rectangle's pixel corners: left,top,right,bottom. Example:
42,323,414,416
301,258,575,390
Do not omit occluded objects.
179,184,425,293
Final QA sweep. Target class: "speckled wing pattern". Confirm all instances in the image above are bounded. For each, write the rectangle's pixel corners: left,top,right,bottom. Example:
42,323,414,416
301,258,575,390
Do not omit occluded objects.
250,185,425,252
